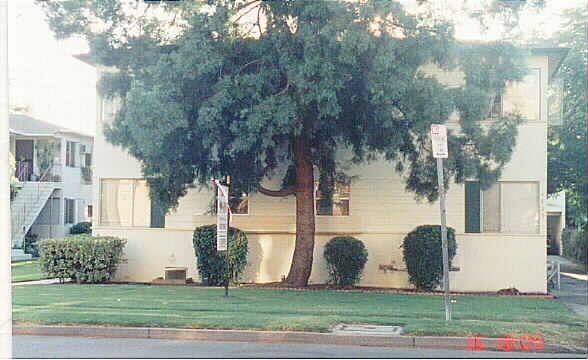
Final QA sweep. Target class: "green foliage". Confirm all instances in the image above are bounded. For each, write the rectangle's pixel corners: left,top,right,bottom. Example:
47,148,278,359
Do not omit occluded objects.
39,235,126,284
24,233,40,258
323,236,368,288
562,228,587,268
548,7,587,228
402,225,457,291
41,0,529,211
192,225,248,286
69,221,92,235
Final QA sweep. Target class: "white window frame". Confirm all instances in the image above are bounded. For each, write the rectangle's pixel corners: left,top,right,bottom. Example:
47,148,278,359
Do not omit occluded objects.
64,198,76,225
480,181,540,234
99,178,151,227
65,141,78,168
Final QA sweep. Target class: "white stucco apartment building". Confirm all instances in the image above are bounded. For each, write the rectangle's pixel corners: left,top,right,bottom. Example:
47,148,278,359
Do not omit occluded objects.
90,48,567,293
9,114,94,260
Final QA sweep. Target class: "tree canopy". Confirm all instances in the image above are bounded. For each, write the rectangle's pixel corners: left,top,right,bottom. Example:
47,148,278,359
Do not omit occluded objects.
42,0,529,286
547,6,587,228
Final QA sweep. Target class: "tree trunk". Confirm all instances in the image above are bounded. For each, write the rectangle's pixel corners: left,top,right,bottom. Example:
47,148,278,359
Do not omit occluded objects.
285,136,315,287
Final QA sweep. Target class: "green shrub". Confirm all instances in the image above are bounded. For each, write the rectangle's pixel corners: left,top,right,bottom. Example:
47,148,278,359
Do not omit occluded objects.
192,225,248,286
39,235,126,283
402,225,457,291
70,221,92,235
24,233,40,258
323,236,368,288
562,228,587,268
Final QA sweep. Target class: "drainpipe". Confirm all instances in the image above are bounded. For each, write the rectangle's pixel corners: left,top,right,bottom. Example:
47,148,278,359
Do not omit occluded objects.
0,0,13,358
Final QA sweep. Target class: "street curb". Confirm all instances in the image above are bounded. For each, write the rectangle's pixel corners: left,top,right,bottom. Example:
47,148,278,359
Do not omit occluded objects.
13,325,588,355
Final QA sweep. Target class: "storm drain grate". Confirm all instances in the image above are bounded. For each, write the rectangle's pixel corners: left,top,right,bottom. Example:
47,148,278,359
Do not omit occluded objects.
331,324,403,337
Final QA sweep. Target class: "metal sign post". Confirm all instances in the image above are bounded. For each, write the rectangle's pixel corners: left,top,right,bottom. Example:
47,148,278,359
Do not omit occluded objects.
224,176,231,297
431,124,452,322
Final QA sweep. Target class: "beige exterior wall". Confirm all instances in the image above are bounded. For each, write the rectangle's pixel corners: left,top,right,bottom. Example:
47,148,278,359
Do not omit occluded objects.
92,56,552,293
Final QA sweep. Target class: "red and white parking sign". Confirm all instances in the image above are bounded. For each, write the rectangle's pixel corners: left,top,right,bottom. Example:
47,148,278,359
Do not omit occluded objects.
431,124,448,158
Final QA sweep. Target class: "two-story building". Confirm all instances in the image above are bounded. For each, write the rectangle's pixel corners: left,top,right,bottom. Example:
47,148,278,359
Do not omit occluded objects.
10,113,93,260
89,47,567,293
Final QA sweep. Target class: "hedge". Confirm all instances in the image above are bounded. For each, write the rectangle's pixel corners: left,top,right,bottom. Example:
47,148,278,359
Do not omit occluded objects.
39,235,126,283
192,224,248,286
402,225,457,291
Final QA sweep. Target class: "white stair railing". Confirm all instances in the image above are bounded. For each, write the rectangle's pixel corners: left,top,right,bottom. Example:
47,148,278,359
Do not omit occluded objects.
10,166,56,248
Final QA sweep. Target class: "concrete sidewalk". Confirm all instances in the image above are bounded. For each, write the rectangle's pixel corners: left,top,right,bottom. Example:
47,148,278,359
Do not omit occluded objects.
548,256,587,320
12,278,65,286
12,325,588,355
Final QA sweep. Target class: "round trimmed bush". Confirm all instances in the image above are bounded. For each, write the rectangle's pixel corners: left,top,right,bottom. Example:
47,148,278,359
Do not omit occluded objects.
323,236,368,288
402,225,457,291
192,224,248,286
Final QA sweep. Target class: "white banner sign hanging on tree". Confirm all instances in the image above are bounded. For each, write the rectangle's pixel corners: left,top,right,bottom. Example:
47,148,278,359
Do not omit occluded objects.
214,180,230,251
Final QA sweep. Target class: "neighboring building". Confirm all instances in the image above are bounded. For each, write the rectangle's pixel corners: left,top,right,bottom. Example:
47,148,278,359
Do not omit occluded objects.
90,48,567,293
10,113,93,260
545,191,566,256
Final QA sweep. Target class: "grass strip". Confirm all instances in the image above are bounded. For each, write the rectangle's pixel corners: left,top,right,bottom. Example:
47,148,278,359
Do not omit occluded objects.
11,260,47,283
12,284,587,347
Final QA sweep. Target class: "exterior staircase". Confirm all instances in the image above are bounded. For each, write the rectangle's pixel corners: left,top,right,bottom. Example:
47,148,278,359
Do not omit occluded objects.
10,182,61,261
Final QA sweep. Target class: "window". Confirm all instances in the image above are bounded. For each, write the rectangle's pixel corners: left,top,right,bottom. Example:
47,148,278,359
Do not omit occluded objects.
102,97,120,124
465,181,539,234
87,205,93,219
503,69,541,121
229,192,249,215
150,199,166,228
66,141,77,167
84,153,92,168
64,198,75,224
100,179,165,228
315,181,350,216
214,190,249,215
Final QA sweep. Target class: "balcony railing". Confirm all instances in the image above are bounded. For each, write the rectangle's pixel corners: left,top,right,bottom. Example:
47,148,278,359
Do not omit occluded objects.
15,160,32,182
14,161,62,183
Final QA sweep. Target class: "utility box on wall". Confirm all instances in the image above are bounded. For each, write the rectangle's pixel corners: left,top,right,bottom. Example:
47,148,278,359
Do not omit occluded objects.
152,266,190,285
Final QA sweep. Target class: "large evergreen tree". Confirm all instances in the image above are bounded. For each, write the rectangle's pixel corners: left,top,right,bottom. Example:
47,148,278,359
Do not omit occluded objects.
42,0,528,286
547,6,587,228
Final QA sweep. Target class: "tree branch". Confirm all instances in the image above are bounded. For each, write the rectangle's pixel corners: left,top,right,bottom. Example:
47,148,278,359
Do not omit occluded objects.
237,58,264,74
233,0,262,12
256,4,263,36
258,184,296,197
232,1,262,25
274,75,290,96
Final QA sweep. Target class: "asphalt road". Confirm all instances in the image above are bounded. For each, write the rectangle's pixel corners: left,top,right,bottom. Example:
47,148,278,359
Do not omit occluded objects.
13,336,586,359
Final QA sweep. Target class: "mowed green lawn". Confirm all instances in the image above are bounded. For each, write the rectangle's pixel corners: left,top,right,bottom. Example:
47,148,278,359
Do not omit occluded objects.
11,260,46,283
12,284,587,347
